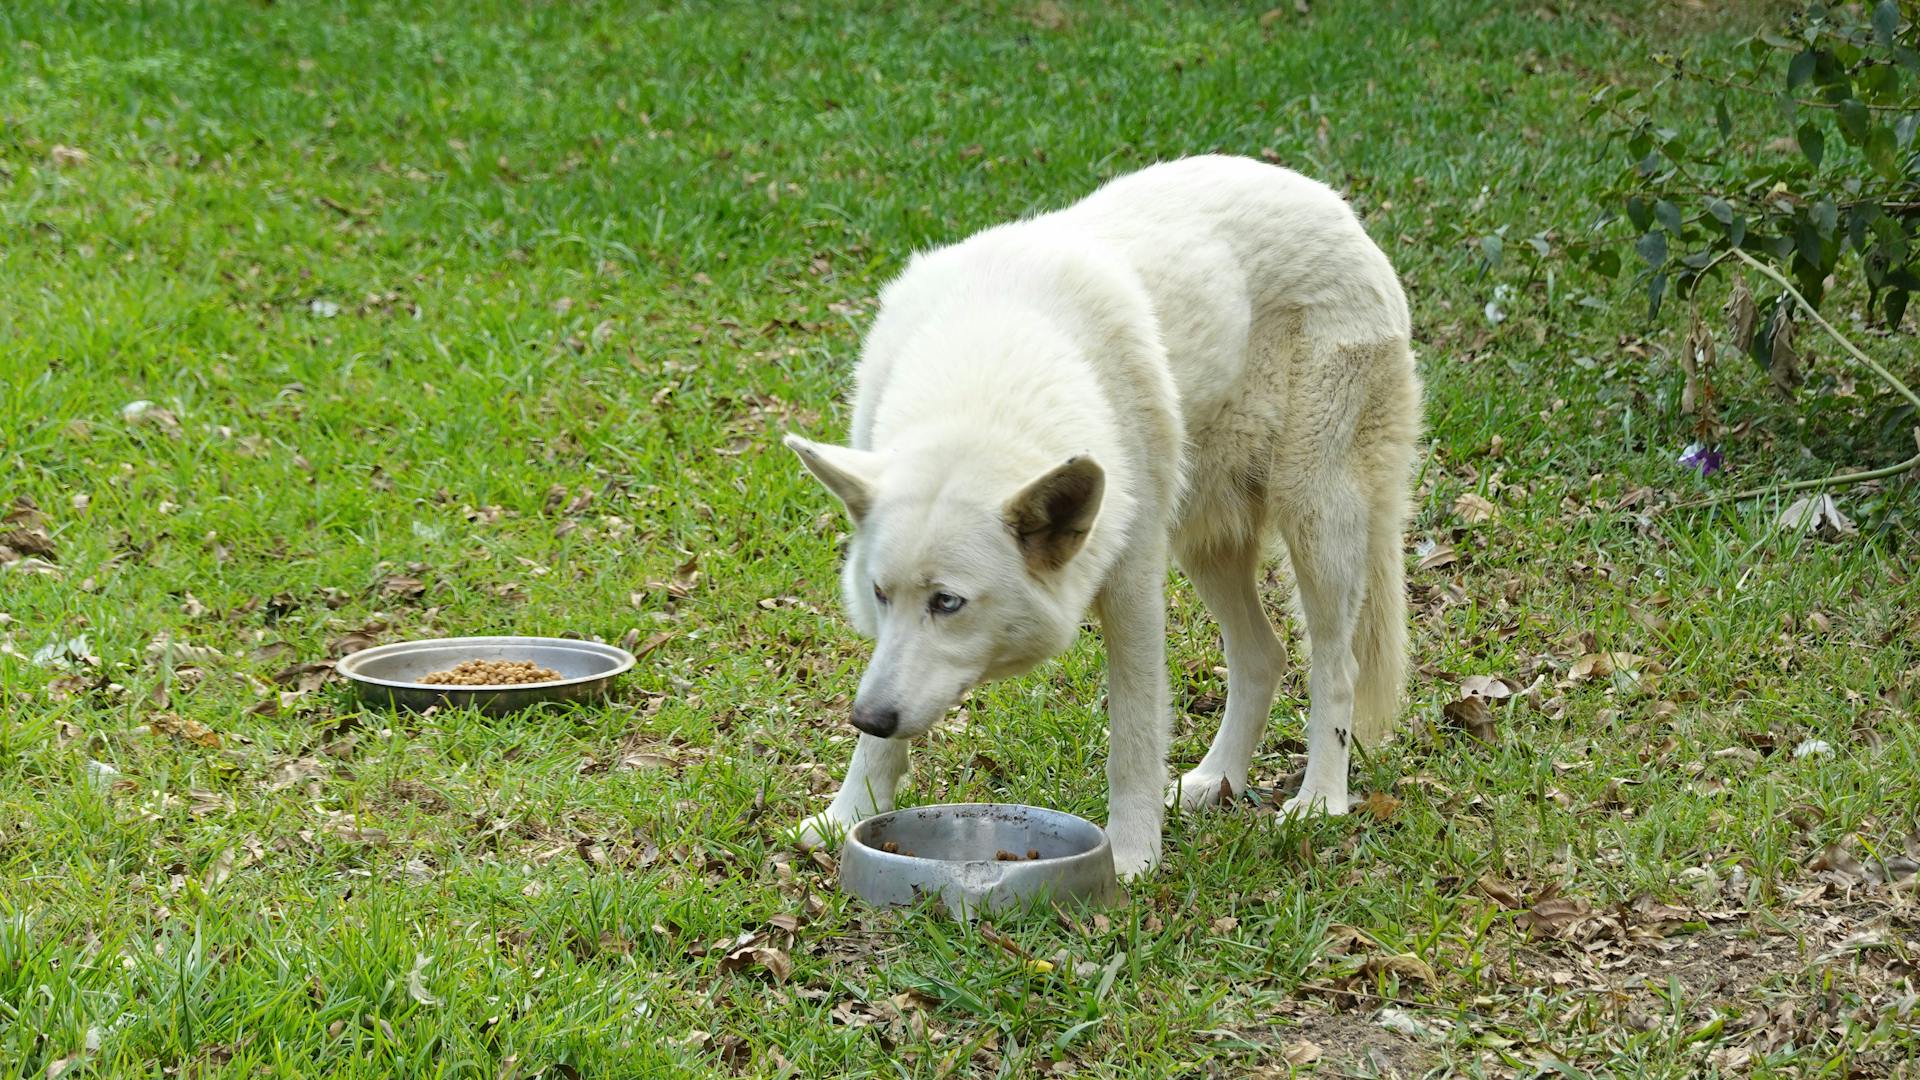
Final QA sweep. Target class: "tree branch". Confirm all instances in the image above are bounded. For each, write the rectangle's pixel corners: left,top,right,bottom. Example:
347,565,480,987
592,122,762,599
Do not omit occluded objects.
1671,251,1920,511
1673,444,1920,509
1729,247,1920,412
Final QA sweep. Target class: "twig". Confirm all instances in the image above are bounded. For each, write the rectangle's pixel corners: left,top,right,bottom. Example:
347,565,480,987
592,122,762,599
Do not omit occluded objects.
1730,248,1920,412
1667,61,1917,113
1672,249,1920,510
1674,446,1920,509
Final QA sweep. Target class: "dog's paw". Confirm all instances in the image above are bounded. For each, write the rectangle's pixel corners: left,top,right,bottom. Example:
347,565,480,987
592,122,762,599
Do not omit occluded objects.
1166,768,1245,812
1277,788,1351,819
789,810,856,851
1108,833,1162,882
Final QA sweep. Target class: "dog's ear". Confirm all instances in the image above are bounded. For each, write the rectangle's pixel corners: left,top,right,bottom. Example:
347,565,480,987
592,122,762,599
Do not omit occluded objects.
784,434,880,523
1004,455,1104,574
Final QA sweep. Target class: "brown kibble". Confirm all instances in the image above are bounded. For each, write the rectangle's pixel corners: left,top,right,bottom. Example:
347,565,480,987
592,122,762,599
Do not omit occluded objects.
1026,848,1040,860
995,850,1018,861
881,840,900,854
419,659,562,686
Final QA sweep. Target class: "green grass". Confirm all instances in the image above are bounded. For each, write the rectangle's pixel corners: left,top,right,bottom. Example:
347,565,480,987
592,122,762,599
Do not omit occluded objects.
4,1,1918,1076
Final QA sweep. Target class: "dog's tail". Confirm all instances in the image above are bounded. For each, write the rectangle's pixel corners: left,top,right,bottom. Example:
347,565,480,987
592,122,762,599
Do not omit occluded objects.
1351,486,1408,747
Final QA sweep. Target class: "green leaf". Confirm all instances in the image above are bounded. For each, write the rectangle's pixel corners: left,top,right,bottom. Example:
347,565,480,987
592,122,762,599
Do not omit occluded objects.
1796,217,1828,270
1728,214,1746,249
1654,199,1683,235
1788,49,1816,88
1885,288,1910,329
1837,99,1870,143
1715,97,1733,138
1480,234,1503,268
1797,121,1825,166
1896,113,1919,149
1867,122,1900,179
1626,196,1652,232
1588,248,1622,279
1636,230,1668,267
1707,198,1734,226
1873,0,1900,46
1812,200,1838,240
1647,272,1669,320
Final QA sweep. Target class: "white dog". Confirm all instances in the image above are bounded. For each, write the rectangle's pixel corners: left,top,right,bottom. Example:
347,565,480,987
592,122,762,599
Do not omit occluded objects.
786,155,1421,878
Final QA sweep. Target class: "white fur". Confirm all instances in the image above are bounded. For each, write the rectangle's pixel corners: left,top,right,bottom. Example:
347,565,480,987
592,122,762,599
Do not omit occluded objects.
788,155,1422,878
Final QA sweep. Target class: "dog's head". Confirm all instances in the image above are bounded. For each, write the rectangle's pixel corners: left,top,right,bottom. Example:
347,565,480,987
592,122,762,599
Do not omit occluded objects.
785,433,1103,739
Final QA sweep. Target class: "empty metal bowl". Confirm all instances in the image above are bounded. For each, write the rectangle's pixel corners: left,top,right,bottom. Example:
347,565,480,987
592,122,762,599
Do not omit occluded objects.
839,803,1122,917
336,635,634,715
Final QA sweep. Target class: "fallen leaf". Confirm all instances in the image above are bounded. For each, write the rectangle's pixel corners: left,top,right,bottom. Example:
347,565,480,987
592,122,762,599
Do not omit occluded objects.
1453,492,1497,524
147,713,221,749
1473,875,1524,909
0,526,56,561
273,661,337,692
1458,674,1519,699
145,632,225,667
1442,695,1496,745
1374,1006,1448,1038
1776,493,1854,539
1515,896,1594,939
1357,791,1401,821
1414,538,1458,571
50,144,90,167
1568,651,1645,682
1281,1040,1321,1065
407,954,443,1007
1359,952,1435,985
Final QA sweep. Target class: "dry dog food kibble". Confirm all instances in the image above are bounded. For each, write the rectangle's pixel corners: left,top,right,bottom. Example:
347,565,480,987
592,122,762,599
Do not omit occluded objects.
994,849,1043,862
420,659,562,686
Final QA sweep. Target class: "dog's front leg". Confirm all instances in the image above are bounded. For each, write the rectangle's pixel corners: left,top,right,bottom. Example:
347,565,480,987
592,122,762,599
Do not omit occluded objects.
1095,554,1171,880
792,734,908,850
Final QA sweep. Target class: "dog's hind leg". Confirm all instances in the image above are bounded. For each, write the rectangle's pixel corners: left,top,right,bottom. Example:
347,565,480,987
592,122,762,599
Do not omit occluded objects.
791,735,908,850
1167,540,1287,811
1275,485,1370,818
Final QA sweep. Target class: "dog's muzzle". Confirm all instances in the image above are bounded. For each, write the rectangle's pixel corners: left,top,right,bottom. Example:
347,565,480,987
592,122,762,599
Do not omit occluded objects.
850,703,900,738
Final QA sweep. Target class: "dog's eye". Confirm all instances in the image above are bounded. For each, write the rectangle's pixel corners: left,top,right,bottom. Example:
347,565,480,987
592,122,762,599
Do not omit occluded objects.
873,583,889,605
928,592,967,615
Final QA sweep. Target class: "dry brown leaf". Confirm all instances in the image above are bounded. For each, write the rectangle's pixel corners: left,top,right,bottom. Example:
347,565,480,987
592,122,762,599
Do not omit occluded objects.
1281,1039,1321,1065
1453,492,1497,524
1442,695,1496,745
1514,896,1593,939
1415,539,1458,572
1767,303,1802,394
1724,278,1757,351
273,661,336,692
1358,952,1435,985
1568,651,1646,682
148,713,221,749
1474,875,1524,909
145,633,225,667
1358,791,1401,821
50,144,89,168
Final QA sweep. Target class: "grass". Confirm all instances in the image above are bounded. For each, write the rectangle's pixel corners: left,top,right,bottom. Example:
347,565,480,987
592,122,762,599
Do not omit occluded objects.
3,1,1918,1076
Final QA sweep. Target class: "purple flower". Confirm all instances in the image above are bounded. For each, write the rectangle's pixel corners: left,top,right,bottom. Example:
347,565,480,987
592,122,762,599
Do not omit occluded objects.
1677,441,1724,478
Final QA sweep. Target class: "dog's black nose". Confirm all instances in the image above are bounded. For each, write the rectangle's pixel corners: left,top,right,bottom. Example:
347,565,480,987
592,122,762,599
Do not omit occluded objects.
850,704,899,738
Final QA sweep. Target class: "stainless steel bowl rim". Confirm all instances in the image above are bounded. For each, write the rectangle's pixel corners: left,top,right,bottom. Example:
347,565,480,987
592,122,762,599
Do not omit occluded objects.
336,635,636,691
846,802,1112,866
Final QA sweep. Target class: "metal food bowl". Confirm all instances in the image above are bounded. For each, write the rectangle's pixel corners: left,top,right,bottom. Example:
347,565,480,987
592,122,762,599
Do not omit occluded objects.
839,803,1122,917
336,636,634,715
